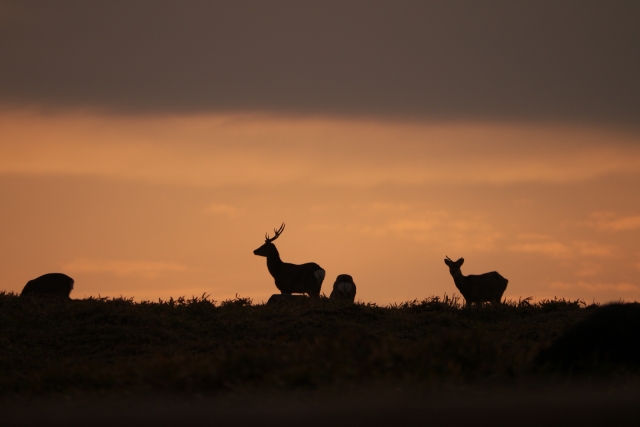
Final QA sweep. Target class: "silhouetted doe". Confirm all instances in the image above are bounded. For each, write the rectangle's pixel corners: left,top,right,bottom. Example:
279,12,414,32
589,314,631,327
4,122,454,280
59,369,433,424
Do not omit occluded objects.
253,223,325,297
444,256,507,307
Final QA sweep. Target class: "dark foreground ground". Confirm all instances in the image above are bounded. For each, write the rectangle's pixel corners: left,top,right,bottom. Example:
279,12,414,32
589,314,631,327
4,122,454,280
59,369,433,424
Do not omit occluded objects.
2,292,639,425
4,383,640,427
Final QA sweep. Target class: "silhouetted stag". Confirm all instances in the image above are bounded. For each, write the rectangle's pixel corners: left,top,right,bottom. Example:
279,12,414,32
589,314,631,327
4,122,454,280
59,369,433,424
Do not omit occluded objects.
21,273,74,298
330,274,357,302
253,223,325,297
444,256,507,307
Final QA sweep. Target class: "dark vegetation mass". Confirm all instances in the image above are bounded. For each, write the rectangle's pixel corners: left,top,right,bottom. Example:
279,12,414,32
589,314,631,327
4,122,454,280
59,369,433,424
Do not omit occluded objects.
0,292,635,396
536,302,640,369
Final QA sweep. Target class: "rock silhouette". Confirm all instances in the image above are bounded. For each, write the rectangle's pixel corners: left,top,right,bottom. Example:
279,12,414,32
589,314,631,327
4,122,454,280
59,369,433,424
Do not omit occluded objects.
535,303,640,369
266,294,309,305
329,274,357,302
21,273,74,298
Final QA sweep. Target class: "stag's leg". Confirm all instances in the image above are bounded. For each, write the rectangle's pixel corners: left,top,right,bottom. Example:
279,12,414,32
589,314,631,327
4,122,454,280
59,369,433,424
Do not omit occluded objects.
312,269,325,298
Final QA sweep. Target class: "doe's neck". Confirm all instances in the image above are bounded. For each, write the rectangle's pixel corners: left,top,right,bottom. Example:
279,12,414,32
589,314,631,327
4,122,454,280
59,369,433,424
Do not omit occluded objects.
451,269,465,280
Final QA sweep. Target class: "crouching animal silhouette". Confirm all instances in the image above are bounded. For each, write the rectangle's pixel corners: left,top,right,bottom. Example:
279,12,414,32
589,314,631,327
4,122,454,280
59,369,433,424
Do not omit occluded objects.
330,274,357,302
444,256,507,307
21,273,74,298
253,223,325,297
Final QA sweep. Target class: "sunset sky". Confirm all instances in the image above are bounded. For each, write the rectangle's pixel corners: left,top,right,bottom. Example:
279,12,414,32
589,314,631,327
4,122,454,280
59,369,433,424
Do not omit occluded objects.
1,1,639,304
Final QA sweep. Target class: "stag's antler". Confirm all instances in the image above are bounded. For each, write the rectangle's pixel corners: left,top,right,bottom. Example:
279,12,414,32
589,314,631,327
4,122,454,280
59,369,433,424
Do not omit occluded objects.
265,223,285,243
446,255,453,261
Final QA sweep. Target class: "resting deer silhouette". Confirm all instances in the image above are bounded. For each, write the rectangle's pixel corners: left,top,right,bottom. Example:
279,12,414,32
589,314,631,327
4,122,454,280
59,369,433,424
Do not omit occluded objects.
21,273,74,298
330,274,357,302
444,256,507,307
253,223,325,297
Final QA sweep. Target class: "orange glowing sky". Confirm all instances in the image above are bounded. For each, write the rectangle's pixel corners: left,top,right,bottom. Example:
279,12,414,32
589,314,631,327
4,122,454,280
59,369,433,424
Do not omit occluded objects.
1,2,639,303
2,110,640,303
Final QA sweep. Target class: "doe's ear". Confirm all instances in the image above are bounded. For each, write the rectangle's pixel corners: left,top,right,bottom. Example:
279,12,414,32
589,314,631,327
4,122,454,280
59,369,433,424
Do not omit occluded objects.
457,258,465,265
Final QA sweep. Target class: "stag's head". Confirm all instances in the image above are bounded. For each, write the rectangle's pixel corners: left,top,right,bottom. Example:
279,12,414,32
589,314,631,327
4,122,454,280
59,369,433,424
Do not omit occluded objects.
253,223,285,257
444,256,464,274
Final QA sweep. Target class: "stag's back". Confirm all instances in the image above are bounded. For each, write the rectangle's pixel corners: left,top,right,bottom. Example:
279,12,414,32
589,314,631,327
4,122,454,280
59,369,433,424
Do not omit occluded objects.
276,262,325,296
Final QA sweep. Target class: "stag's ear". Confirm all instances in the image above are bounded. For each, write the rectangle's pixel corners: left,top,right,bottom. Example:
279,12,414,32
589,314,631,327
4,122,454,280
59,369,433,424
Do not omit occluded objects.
457,258,464,266
444,259,451,266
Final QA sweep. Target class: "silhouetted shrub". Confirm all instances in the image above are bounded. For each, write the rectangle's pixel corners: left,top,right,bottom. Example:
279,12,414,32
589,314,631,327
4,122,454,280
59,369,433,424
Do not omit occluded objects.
535,303,640,370
0,292,613,395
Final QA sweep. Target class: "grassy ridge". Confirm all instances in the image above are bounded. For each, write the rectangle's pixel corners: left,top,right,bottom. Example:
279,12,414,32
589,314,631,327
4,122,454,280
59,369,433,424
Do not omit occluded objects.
0,292,594,395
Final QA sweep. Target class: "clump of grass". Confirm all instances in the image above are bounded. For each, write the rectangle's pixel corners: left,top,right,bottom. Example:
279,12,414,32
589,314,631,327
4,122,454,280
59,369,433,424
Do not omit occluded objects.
220,294,253,307
0,291,614,396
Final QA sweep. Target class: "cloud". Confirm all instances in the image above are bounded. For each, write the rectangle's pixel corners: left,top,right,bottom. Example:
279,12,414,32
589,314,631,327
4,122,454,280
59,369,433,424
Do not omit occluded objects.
62,259,188,279
574,261,604,278
508,241,572,258
354,212,503,251
509,235,618,259
550,281,640,293
514,233,553,241
585,212,640,231
389,220,439,233
206,203,241,218
573,241,618,257
0,2,638,124
2,112,640,189
369,203,411,213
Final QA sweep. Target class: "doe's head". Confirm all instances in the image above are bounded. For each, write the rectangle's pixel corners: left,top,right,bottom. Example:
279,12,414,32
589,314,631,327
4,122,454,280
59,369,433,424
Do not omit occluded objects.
253,223,285,257
444,256,464,273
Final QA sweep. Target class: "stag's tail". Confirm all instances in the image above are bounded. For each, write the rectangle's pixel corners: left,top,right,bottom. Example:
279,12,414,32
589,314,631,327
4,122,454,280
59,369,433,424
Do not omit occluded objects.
314,269,326,287
499,276,508,293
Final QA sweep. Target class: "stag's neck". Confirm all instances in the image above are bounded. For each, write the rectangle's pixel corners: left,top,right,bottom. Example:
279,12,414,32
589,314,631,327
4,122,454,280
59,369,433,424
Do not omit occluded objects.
266,247,284,277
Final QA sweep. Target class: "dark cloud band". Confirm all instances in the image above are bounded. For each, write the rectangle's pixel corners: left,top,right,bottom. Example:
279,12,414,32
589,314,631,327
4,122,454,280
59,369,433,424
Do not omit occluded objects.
1,1,639,125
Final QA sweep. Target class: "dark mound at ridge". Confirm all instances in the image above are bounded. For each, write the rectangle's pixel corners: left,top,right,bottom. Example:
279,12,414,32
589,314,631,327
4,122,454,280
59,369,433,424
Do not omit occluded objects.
536,303,640,369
